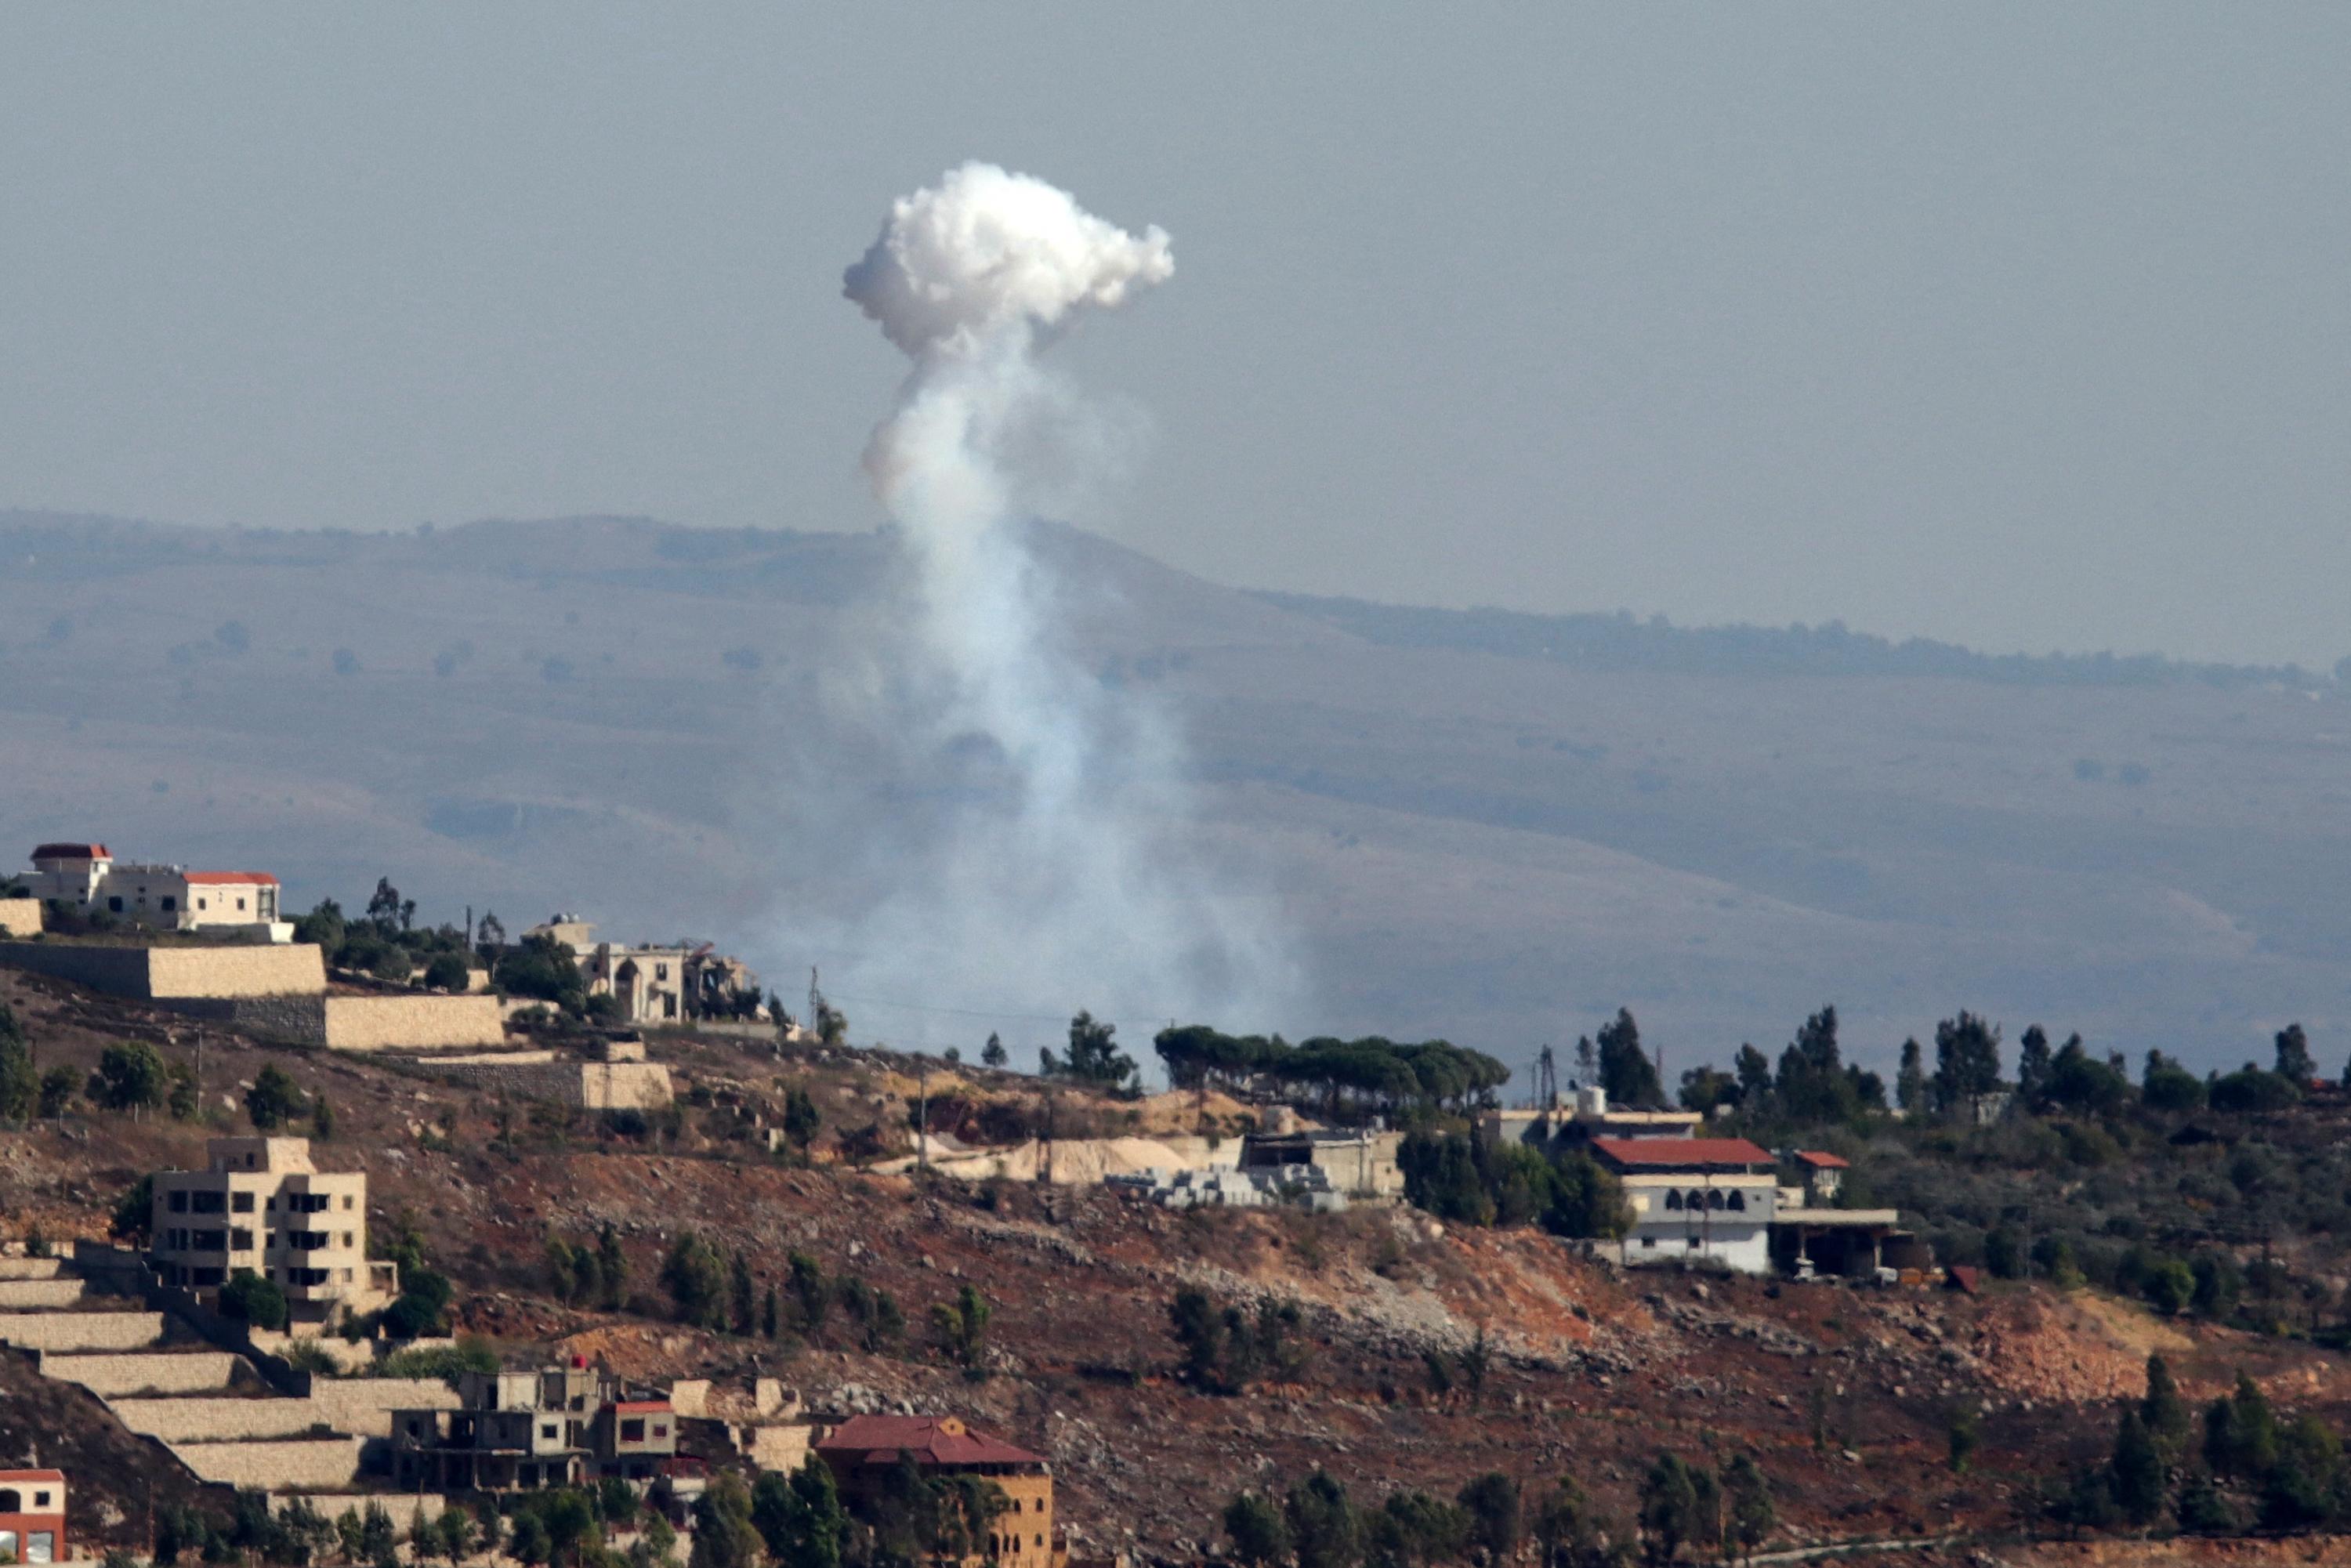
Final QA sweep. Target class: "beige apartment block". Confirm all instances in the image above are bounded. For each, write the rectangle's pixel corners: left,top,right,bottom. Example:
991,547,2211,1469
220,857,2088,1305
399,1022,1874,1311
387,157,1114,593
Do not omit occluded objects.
150,1138,397,1323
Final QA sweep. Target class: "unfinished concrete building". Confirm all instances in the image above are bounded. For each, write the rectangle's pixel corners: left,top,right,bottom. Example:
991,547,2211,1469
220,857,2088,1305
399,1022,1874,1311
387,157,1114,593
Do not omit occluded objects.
390,1360,677,1490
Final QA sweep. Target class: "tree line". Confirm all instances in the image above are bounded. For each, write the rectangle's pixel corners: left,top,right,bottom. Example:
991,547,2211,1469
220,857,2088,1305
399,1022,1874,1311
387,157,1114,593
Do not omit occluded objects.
1222,1452,1774,1568
1152,1026,1511,1122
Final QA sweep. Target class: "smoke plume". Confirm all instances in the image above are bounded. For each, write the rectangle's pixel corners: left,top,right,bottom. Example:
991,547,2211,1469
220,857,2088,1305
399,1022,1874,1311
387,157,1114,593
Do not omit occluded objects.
790,162,1294,1057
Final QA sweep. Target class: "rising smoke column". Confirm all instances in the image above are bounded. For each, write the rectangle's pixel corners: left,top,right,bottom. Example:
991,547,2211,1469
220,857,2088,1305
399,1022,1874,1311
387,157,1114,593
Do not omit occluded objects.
814,161,1295,1050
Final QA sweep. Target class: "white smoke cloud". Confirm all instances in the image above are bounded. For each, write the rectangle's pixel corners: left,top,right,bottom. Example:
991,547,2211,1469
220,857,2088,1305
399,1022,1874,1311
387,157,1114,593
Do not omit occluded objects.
843,162,1174,361
778,161,1295,1061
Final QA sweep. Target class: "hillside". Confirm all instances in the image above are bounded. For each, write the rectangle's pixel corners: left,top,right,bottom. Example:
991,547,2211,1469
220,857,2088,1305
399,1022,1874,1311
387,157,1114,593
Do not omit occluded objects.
3,511,2349,1078
11,973,2351,1562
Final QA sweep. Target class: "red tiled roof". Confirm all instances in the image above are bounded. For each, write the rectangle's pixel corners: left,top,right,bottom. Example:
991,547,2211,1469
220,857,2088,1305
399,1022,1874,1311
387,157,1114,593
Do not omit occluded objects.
0,1468,65,1483
1589,1136,1773,1169
611,1400,671,1413
30,844,107,861
185,871,280,885
1796,1150,1850,1169
817,1414,1043,1468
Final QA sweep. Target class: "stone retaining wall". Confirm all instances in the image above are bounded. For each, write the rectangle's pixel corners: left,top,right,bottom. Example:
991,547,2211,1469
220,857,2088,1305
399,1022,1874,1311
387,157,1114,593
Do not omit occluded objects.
42,1349,238,1396
322,995,506,1052
110,1395,339,1443
0,900,41,938
0,1279,86,1309
170,1435,365,1489
161,994,329,1044
427,1057,672,1109
0,1258,65,1281
0,1309,163,1351
0,941,324,1000
302,1378,462,1437
147,945,327,998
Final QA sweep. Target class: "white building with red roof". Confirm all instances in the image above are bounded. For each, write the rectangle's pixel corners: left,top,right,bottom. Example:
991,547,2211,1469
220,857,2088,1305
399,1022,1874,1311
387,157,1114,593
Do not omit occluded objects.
19,842,288,939
1590,1136,1903,1277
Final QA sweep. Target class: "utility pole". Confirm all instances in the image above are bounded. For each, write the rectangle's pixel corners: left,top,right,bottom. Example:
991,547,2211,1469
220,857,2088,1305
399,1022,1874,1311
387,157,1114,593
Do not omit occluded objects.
917,1064,929,1177
1535,1044,1558,1110
808,967,820,1032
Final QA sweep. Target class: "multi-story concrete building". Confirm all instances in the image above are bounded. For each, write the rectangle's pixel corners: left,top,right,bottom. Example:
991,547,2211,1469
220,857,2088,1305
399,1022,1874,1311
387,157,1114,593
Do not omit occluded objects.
149,1137,396,1321
0,1470,66,1564
390,1360,677,1490
20,843,287,940
815,1416,1065,1568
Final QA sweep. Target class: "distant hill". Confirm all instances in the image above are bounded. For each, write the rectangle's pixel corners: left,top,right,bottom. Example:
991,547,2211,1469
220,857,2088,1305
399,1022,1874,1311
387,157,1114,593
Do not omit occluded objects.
3,509,2348,1080
1261,590,2340,690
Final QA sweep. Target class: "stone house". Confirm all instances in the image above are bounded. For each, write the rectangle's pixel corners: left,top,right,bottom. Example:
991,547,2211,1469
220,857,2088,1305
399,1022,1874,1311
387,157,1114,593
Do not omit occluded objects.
391,1360,677,1490
1594,1136,1782,1273
0,1470,66,1564
815,1415,1066,1568
525,915,759,1027
149,1137,397,1321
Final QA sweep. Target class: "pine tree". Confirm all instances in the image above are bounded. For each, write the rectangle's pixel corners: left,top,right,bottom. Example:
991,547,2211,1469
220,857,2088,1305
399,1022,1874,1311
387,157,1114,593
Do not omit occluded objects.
2143,1354,2191,1458
2109,1407,2167,1527
1895,1039,1927,1116
981,1033,1009,1069
2016,1025,2053,1110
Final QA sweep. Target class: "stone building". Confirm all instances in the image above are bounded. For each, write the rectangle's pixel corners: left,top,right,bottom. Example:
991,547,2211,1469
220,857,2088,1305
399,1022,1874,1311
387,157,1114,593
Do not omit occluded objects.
0,1469,66,1564
525,916,759,1027
390,1360,676,1490
1237,1126,1404,1200
149,1137,397,1321
815,1415,1065,1568
20,842,288,939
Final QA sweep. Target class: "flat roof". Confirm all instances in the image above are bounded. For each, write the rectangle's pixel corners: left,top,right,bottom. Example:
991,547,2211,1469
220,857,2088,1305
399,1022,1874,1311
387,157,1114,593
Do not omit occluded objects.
1774,1208,1900,1227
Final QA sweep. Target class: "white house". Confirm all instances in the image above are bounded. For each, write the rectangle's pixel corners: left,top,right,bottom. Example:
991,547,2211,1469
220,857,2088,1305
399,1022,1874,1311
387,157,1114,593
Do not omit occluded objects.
1592,1135,1781,1273
20,843,288,940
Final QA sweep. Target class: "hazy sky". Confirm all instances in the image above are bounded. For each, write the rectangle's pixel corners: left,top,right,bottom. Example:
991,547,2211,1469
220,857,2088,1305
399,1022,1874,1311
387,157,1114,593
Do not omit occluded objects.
2,6,2345,666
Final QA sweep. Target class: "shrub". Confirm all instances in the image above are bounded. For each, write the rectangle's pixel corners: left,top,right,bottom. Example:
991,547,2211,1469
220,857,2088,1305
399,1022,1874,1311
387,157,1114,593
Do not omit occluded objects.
219,1269,289,1331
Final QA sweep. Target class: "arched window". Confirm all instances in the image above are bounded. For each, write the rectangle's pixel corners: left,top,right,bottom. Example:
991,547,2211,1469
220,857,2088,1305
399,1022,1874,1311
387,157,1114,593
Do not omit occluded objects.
1726,1190,1746,1211
0,1491,20,1512
1686,1190,1706,1210
1664,1190,1683,1211
1706,1189,1726,1210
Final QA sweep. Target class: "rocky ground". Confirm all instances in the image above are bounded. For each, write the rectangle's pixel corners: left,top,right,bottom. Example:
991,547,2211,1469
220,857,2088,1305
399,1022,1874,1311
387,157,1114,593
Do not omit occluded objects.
9,969,2351,1562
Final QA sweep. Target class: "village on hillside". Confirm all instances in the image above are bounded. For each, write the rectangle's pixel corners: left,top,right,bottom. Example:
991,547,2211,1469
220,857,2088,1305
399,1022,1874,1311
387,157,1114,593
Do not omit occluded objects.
9,838,2351,1568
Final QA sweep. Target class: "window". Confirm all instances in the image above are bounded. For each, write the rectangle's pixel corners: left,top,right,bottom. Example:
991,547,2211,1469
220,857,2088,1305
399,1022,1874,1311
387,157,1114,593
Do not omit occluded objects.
26,1532,52,1564
542,1424,559,1440
237,897,248,911
232,1192,255,1212
198,898,209,911
108,896,123,912
342,1232,354,1247
31,1492,49,1508
342,1195,354,1210
1706,1190,1726,1211
621,1419,645,1443
0,1492,17,1512
170,1190,189,1212
230,1228,254,1251
1727,1191,1746,1211
161,896,178,911
1663,1190,1683,1211
1641,1237,1657,1248
655,964,668,980
653,1424,668,1439
1687,1237,1701,1249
